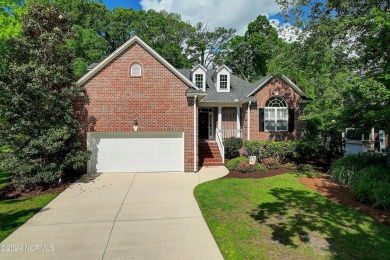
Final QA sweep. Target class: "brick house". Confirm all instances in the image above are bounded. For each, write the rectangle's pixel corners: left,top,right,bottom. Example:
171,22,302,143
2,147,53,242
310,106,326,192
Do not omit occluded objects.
76,36,311,173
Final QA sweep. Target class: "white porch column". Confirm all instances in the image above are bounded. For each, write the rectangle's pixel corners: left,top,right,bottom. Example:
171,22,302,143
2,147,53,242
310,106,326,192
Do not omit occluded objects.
236,107,241,138
247,101,251,141
218,106,222,130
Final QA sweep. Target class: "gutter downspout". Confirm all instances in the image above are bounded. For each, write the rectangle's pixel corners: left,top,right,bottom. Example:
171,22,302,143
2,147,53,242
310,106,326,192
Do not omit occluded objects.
194,95,197,173
248,101,251,141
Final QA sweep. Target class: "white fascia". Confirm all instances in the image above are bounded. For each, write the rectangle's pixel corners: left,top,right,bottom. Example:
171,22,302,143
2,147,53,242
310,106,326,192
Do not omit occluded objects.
192,67,206,92
216,66,232,92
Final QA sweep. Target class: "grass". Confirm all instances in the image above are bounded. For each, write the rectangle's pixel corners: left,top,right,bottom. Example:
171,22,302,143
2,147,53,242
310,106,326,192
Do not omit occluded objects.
194,173,390,259
0,171,59,242
0,171,12,188
0,194,58,241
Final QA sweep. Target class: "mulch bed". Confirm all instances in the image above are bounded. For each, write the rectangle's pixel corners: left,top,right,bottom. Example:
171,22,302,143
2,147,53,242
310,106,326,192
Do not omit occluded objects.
300,175,390,226
0,174,81,200
223,167,293,179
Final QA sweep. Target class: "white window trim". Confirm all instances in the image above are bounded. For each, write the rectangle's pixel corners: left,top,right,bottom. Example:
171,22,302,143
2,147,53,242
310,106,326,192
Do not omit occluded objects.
131,63,142,77
217,73,230,92
193,72,206,91
264,97,288,132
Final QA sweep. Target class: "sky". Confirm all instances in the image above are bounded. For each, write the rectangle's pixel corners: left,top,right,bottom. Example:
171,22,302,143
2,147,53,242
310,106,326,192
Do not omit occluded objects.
103,0,297,38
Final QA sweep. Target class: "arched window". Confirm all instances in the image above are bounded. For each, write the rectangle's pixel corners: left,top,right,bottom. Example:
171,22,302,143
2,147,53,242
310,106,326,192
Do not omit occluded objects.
131,63,141,77
264,97,288,131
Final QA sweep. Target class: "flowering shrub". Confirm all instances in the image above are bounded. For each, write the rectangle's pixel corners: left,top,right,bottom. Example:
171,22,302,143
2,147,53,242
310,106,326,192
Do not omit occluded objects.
262,158,281,169
236,162,255,173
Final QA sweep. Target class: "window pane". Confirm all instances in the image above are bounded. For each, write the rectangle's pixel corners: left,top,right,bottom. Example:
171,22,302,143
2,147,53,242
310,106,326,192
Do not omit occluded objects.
220,74,228,89
131,63,141,76
277,108,288,120
265,109,275,120
277,120,288,131
265,120,275,131
195,74,203,88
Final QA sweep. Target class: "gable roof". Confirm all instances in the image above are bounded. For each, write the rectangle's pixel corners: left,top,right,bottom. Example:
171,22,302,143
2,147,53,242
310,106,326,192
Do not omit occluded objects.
178,68,257,102
248,75,310,99
76,36,200,90
191,64,207,72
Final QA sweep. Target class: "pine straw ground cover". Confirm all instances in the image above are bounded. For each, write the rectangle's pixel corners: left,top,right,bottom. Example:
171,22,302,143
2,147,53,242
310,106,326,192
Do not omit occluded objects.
194,173,390,259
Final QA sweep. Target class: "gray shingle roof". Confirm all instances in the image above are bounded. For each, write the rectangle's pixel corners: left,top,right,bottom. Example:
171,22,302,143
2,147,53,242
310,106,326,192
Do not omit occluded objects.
178,69,258,102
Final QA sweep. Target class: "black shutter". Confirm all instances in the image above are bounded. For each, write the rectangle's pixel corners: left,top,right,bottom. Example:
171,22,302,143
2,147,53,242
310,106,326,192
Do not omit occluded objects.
259,108,264,132
288,109,295,132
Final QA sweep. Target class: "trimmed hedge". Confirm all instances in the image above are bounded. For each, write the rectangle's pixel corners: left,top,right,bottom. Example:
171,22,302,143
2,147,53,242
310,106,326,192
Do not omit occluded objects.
226,157,248,170
224,137,243,159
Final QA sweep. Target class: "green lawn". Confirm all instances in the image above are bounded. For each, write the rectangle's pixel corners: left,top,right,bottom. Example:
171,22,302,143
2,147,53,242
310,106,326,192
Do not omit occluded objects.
0,171,59,242
194,173,390,259
0,171,12,188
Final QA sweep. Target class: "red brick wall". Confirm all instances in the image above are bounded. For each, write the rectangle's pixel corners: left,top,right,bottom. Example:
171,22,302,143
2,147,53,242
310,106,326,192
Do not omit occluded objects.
242,78,307,141
75,43,197,172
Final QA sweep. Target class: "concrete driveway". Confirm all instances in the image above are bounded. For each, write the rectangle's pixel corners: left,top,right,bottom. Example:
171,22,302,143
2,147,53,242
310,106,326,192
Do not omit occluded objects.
0,167,227,260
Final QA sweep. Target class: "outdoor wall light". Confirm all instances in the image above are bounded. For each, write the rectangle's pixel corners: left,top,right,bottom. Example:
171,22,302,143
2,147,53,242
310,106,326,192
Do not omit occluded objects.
133,118,138,131
274,89,280,96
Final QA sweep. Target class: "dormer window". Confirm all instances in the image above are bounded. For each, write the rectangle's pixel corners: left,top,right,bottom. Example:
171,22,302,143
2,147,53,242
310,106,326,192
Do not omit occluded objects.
215,65,232,92
191,64,207,91
195,74,204,89
219,74,228,89
131,63,141,77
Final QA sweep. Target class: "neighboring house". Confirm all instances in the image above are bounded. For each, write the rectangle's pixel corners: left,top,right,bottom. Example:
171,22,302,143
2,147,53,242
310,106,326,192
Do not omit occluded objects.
75,36,311,173
344,128,388,155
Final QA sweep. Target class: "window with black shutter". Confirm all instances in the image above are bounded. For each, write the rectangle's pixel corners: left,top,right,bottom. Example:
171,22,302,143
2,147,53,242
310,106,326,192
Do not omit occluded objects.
263,97,289,131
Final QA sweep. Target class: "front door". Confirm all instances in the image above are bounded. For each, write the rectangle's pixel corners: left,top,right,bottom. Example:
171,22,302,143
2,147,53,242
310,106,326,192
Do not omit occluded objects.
199,112,209,139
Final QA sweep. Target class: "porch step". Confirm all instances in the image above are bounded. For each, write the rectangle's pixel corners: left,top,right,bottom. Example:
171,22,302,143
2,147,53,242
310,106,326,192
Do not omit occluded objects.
199,141,224,167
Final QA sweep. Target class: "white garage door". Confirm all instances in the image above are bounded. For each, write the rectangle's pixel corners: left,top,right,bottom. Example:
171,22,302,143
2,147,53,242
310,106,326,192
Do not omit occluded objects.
88,132,184,173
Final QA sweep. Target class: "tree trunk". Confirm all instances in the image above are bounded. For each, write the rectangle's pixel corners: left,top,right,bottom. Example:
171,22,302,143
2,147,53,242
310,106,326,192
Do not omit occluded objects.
387,125,390,169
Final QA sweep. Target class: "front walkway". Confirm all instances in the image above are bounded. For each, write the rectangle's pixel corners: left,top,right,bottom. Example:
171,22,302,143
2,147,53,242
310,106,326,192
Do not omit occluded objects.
0,167,228,260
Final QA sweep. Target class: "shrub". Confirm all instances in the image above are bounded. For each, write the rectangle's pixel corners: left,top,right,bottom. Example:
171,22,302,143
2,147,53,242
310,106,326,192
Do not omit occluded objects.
224,137,243,159
258,141,297,164
262,158,281,169
253,163,267,171
284,162,298,171
352,166,390,210
294,140,321,162
235,162,255,173
299,164,314,172
330,154,386,187
226,157,248,170
243,140,262,157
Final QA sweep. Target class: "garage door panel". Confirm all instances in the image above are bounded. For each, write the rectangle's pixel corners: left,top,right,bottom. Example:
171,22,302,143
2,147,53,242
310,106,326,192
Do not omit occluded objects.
88,132,184,173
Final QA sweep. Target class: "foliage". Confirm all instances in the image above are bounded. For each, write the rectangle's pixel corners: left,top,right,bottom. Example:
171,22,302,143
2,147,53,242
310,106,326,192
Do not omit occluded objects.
225,156,248,171
253,162,267,172
274,0,390,168
0,0,25,74
0,4,90,189
298,164,314,172
243,140,262,157
194,174,390,259
235,162,255,173
262,158,281,170
186,22,235,68
352,165,390,210
284,162,298,171
225,15,282,81
258,141,297,164
223,137,243,159
330,154,386,187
